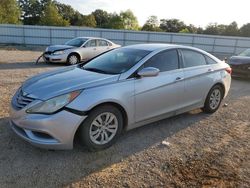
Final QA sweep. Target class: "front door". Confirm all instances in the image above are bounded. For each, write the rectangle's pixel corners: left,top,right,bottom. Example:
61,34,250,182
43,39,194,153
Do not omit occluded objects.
80,39,98,60
134,49,185,122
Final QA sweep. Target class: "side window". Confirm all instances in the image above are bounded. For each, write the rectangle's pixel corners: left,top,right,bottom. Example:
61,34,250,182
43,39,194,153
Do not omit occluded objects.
144,50,179,72
98,40,108,46
205,56,217,64
107,42,112,46
86,40,97,47
182,50,207,68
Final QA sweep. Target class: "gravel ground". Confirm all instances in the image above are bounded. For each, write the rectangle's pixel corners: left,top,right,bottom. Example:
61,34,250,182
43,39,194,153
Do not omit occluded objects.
0,49,249,188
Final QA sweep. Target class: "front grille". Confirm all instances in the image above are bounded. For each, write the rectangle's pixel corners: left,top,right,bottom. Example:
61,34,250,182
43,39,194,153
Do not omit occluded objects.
44,51,52,55
14,89,35,110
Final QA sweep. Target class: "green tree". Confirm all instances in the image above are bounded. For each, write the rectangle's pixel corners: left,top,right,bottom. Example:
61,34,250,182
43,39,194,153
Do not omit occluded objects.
120,9,139,30
92,9,109,28
40,2,69,26
179,28,190,33
196,27,204,34
203,23,230,35
19,0,42,25
0,0,20,24
203,23,220,35
76,14,96,27
240,23,250,37
70,11,82,26
186,24,199,33
106,13,124,29
160,19,186,33
141,15,162,31
55,1,76,25
222,21,239,36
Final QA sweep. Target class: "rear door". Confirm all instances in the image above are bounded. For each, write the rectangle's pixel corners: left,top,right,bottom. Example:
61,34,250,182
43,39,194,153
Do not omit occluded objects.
134,49,185,122
97,39,111,54
180,49,214,108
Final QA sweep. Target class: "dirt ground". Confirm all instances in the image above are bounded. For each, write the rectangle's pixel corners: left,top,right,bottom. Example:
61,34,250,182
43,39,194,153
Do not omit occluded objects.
0,49,249,188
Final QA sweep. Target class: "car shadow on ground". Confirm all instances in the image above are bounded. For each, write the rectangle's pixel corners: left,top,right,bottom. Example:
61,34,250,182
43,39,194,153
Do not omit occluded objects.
0,109,210,187
0,62,64,70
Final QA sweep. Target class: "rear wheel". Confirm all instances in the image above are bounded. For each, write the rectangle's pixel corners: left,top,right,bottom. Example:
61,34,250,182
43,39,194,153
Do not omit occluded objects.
79,105,123,151
67,54,80,65
202,85,223,113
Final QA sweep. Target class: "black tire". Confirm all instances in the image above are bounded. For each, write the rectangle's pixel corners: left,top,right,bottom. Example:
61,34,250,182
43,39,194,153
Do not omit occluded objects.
79,105,123,151
202,85,224,113
67,54,80,65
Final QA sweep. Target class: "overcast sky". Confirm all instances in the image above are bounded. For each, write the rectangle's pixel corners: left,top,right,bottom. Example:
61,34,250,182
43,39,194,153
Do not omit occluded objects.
57,0,249,27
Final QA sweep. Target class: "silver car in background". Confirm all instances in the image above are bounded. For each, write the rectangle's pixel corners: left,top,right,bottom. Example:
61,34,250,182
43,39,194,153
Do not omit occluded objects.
10,44,231,151
43,37,121,65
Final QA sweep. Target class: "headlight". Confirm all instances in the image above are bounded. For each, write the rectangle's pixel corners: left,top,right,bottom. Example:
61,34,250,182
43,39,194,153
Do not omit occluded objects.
26,91,81,114
53,50,65,55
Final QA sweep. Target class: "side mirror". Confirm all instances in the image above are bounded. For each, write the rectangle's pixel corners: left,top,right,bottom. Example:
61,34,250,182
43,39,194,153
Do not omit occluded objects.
137,67,160,77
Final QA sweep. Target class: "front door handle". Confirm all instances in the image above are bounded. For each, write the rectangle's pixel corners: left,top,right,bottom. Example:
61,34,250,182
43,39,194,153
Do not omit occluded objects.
175,77,183,81
208,68,214,72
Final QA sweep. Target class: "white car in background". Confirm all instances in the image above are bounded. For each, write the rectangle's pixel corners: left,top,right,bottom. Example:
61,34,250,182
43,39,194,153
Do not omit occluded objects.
43,37,121,65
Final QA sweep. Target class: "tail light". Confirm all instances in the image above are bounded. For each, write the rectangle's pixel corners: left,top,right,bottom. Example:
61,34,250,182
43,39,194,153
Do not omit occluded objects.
225,67,232,75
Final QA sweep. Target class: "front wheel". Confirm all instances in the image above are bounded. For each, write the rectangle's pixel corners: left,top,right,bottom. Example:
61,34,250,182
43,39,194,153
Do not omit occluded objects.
67,54,80,65
79,105,123,151
202,85,223,113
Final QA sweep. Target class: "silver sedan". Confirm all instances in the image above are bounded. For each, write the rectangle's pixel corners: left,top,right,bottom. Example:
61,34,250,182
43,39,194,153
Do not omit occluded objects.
43,37,121,65
10,44,231,151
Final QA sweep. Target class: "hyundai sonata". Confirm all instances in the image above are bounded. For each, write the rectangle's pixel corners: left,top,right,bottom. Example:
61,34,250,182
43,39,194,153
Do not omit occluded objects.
10,44,231,151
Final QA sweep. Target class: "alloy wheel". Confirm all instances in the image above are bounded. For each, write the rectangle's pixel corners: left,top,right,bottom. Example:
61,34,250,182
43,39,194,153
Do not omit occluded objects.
209,88,221,110
69,55,78,65
89,112,118,145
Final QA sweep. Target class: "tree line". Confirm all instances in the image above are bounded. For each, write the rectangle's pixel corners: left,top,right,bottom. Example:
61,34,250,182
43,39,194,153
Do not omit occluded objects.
1,0,250,37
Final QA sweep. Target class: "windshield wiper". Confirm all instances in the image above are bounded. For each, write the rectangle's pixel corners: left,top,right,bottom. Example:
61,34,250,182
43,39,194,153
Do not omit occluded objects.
83,67,114,74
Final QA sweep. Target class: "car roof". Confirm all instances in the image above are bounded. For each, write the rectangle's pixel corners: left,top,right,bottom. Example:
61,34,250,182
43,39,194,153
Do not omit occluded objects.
123,43,196,51
122,43,219,61
77,37,110,40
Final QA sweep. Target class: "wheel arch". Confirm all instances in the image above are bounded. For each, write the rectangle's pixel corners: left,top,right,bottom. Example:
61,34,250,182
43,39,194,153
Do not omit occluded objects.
212,82,225,98
73,101,128,145
67,52,81,61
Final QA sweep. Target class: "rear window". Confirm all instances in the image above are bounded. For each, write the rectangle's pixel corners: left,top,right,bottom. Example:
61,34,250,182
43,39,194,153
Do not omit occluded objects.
205,56,217,64
182,50,207,68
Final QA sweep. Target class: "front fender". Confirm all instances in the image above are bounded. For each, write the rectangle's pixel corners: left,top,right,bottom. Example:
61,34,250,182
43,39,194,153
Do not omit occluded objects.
66,80,135,125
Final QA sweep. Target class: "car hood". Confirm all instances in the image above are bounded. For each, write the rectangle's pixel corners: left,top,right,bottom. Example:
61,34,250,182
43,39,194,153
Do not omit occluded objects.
46,45,75,52
21,66,120,100
228,56,250,65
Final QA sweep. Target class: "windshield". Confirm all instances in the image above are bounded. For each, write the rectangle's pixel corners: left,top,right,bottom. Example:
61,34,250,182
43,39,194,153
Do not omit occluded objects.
65,38,87,47
82,48,151,74
238,49,250,57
